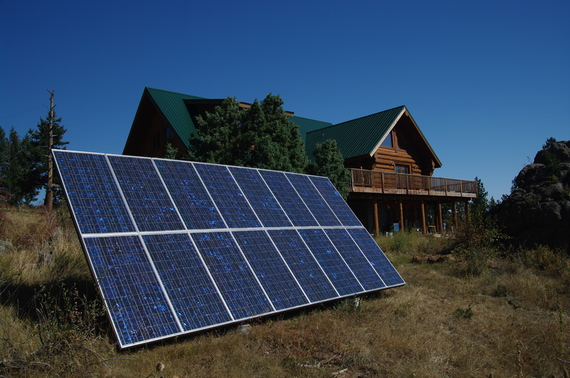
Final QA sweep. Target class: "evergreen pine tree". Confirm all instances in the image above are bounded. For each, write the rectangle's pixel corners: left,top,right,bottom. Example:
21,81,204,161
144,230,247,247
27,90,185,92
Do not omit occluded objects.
188,93,308,174
28,110,69,205
470,176,489,220
0,127,38,205
187,97,244,165
308,139,351,199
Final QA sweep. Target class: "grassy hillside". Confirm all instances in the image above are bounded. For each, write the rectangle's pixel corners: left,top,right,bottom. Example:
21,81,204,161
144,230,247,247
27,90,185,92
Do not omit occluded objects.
1,207,569,377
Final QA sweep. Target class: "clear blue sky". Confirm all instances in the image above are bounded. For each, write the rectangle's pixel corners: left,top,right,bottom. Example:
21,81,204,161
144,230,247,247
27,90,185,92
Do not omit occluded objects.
1,0,568,201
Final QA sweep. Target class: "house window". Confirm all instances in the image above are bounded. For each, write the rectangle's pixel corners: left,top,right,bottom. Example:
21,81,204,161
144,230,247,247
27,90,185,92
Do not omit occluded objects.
165,127,174,141
152,132,161,150
395,165,409,174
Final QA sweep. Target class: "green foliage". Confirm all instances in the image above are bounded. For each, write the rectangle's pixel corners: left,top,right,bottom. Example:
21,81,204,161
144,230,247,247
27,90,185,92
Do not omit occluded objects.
164,142,178,159
28,110,69,205
0,126,38,205
240,95,308,173
453,214,503,276
187,94,308,173
187,97,244,165
0,109,68,206
308,139,351,199
542,137,557,149
470,177,489,216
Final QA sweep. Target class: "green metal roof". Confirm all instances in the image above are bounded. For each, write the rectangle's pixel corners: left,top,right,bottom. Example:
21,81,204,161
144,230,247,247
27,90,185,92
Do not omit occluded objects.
288,116,333,142
139,88,440,168
145,87,205,149
305,106,406,160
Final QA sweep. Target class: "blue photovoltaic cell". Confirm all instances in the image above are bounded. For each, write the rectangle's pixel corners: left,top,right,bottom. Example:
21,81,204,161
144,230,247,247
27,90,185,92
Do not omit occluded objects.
108,156,184,232
233,230,308,310
193,164,261,229
143,233,232,330
268,229,338,302
53,150,404,348
324,228,386,290
286,173,340,227
191,232,272,319
154,159,225,230
52,151,134,234
83,236,180,346
261,170,318,227
230,167,292,228
348,228,405,287
309,176,362,226
298,229,364,296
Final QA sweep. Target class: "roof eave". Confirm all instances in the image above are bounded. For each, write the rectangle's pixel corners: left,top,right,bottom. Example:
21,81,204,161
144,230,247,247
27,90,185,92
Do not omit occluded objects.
367,106,407,157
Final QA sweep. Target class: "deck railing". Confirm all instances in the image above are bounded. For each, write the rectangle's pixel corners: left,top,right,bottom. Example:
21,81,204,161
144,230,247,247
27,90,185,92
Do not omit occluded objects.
349,169,477,198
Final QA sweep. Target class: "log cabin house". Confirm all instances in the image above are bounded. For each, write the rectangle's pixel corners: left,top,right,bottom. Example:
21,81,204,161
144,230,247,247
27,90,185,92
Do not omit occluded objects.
124,87,477,235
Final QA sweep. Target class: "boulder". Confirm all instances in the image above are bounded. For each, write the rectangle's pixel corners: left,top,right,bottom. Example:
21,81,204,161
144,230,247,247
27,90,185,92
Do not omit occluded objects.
496,140,570,252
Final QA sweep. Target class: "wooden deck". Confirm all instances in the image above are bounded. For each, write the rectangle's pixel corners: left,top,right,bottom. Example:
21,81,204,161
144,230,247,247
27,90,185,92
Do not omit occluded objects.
349,169,477,198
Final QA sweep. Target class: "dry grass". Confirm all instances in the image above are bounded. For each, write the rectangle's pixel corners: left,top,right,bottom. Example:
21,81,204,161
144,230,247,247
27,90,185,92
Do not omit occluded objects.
1,208,569,377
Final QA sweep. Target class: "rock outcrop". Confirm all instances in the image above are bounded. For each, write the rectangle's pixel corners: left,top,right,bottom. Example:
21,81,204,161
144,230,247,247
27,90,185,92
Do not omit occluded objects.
495,140,570,252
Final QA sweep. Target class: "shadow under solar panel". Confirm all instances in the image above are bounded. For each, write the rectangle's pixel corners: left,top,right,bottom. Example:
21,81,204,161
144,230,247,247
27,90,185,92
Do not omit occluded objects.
53,149,405,348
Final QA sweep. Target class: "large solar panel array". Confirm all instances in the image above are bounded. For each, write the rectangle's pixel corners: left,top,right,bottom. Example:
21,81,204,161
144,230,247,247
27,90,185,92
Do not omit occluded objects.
53,150,405,348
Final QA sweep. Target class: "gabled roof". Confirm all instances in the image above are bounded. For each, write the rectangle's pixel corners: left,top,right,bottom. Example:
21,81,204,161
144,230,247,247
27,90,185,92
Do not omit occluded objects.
125,88,441,169
138,87,330,145
305,105,441,168
145,87,205,149
306,106,405,159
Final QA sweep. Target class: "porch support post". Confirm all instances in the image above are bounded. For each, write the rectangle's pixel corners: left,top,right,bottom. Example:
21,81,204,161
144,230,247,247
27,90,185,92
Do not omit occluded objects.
436,201,443,233
421,201,427,235
399,200,404,231
373,200,380,236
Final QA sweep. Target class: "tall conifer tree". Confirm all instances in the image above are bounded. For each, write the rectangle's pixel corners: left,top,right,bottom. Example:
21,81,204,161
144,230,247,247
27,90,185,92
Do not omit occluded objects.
188,94,308,173
308,139,351,199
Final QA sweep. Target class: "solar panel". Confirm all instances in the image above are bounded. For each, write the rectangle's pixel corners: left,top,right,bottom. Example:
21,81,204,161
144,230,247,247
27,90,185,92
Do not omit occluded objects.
53,150,405,348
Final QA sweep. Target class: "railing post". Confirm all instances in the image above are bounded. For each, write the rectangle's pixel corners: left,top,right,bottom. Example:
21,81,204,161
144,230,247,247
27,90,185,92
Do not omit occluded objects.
381,172,385,194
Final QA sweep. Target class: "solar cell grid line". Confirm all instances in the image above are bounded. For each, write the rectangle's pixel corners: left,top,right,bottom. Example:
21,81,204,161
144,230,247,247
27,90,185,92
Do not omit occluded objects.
309,176,362,227
324,228,387,291
228,166,292,228
153,159,226,230
52,150,135,234
83,236,181,348
193,163,261,229
233,230,309,310
297,229,365,296
191,232,274,320
268,229,339,302
260,170,318,227
285,173,341,227
347,228,406,287
107,155,185,232
142,233,234,330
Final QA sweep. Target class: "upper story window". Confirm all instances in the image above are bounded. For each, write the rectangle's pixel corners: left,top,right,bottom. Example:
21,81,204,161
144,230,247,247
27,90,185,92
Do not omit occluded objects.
152,132,161,150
